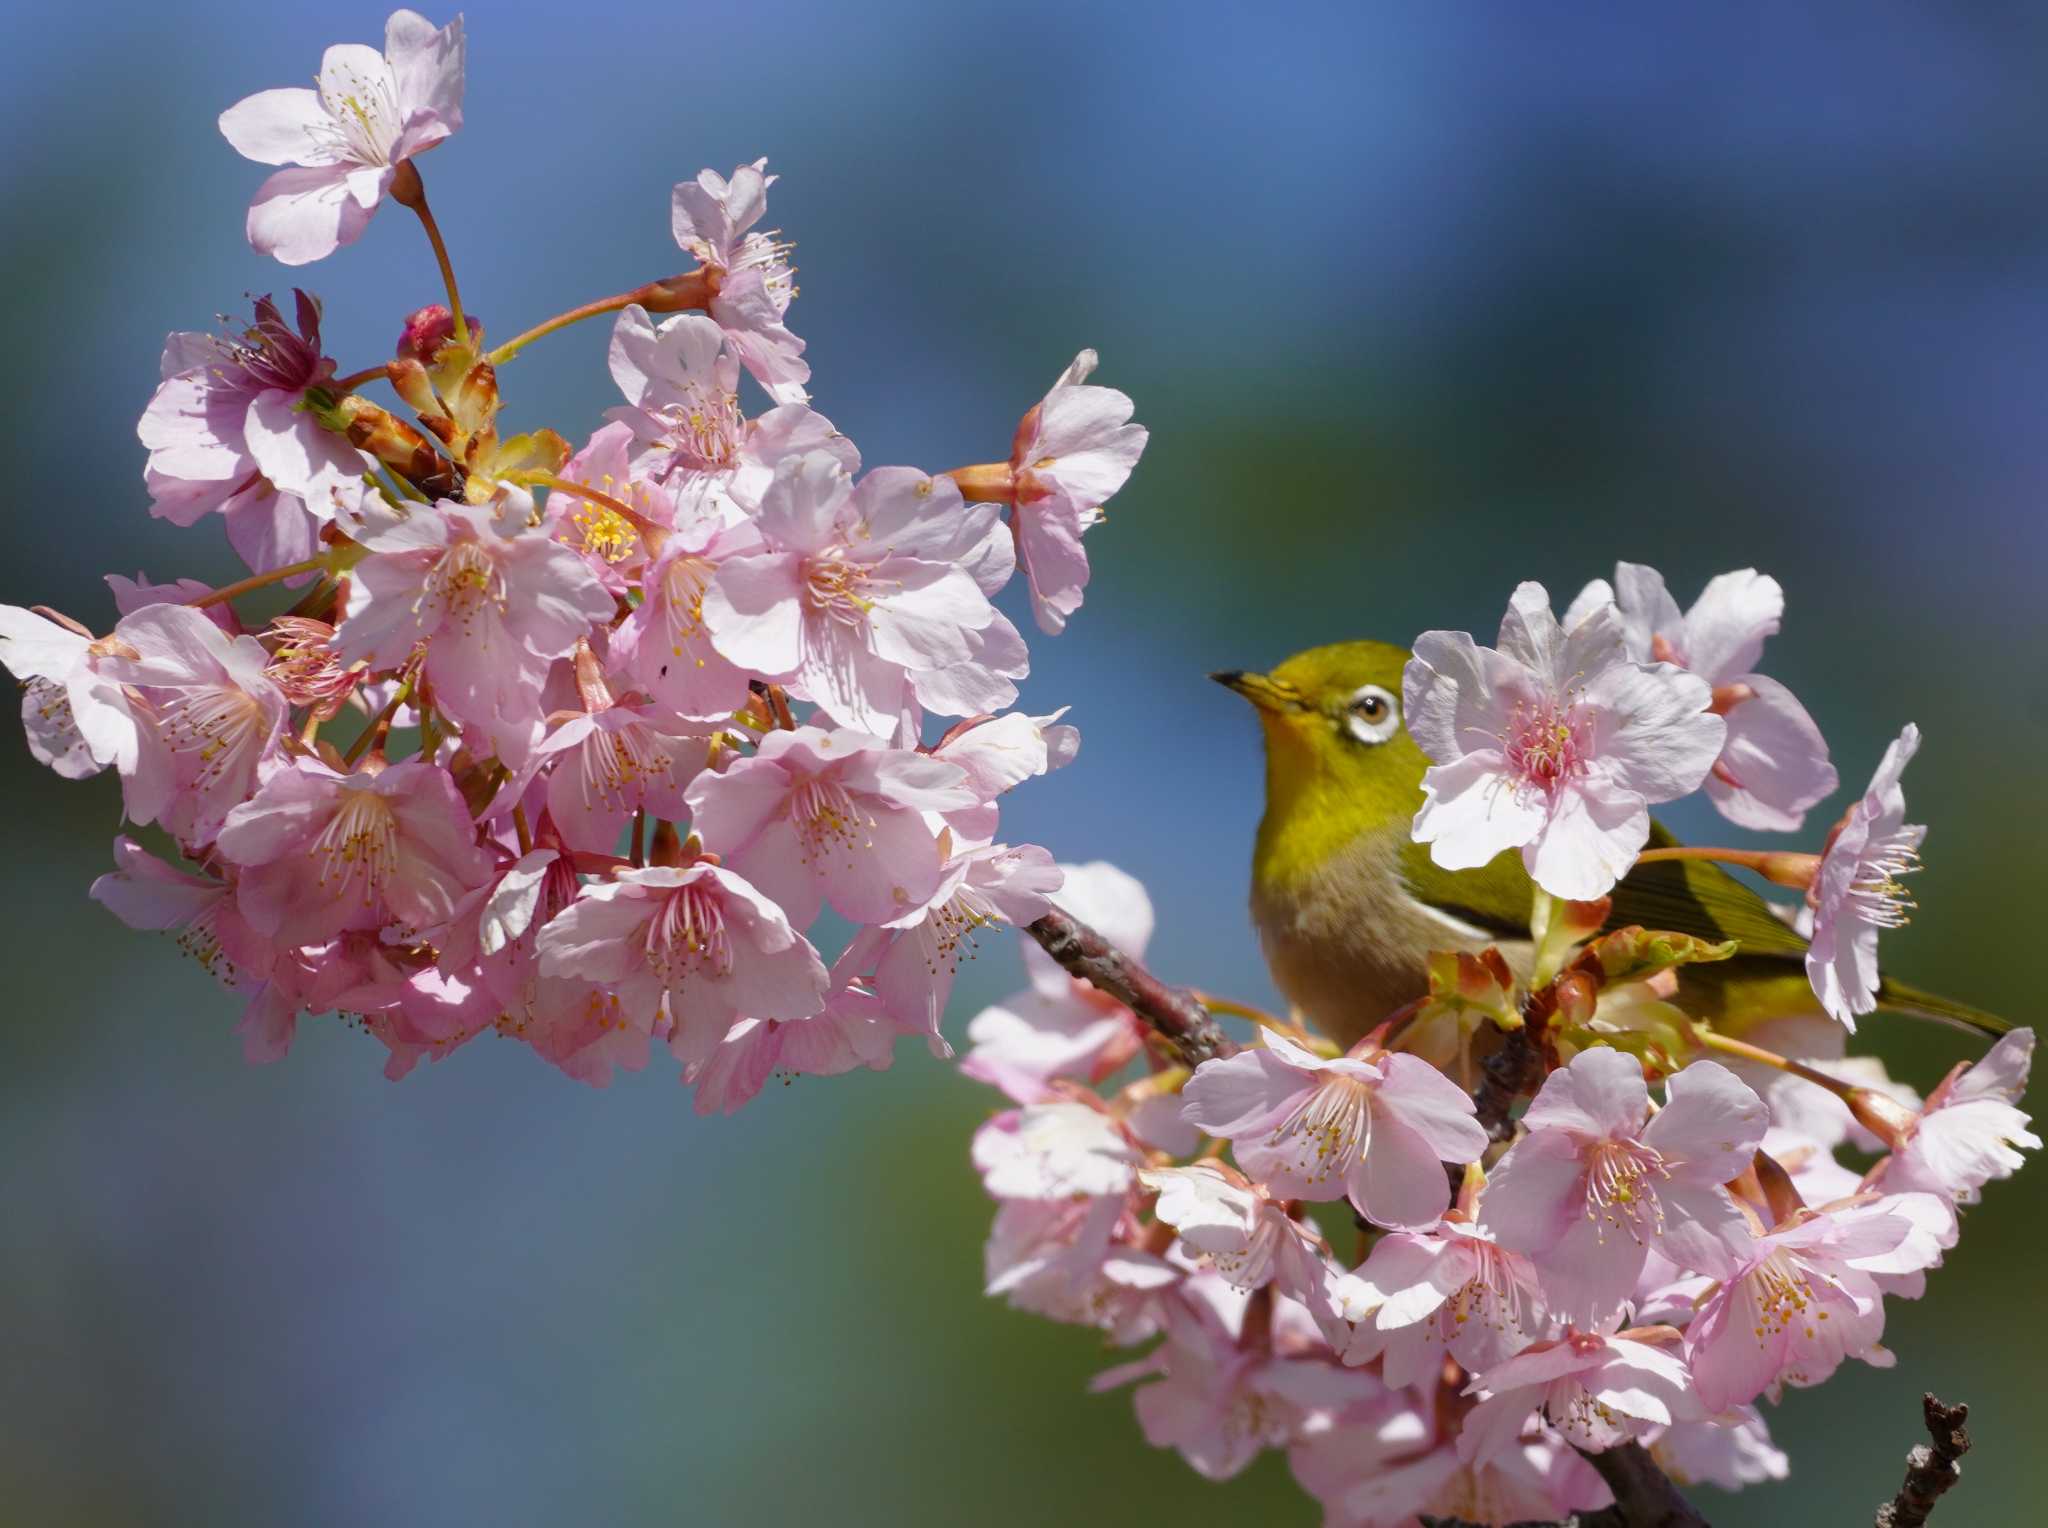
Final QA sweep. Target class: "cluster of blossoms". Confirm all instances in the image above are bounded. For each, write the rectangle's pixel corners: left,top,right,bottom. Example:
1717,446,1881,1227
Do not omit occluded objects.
0,11,1146,1104
5,14,2030,1527
963,577,2035,1523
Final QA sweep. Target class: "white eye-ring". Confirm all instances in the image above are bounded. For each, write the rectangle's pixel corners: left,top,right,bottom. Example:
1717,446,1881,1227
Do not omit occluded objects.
1344,685,1400,745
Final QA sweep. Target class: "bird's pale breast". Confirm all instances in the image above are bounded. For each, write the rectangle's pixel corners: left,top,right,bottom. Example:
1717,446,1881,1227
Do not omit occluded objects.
1250,827,1531,1050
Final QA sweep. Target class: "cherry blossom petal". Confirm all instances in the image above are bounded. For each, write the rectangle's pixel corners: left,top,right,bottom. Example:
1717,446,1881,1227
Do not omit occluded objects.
1707,674,1839,832
1643,1060,1769,1183
246,164,378,266
1681,568,1782,683
1181,1047,1310,1137
1355,1113,1456,1230
702,554,804,673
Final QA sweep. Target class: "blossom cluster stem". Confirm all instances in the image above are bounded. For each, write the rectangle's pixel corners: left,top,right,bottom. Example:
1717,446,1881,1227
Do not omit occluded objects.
187,554,331,610
1634,843,1820,891
1693,1024,1857,1098
342,667,418,766
389,161,468,348
332,364,389,394
487,272,716,366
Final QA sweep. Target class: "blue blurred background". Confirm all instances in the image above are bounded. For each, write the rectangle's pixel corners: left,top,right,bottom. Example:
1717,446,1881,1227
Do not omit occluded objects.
3,2,2045,1522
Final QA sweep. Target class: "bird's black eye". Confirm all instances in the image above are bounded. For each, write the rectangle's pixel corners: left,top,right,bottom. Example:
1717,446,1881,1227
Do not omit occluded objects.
1352,694,1388,722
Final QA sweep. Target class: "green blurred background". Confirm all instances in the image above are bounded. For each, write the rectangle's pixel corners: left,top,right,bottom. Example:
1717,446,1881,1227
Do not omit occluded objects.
3,2,2045,1522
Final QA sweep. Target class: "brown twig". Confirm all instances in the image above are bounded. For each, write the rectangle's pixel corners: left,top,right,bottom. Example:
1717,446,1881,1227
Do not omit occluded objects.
1876,1394,1971,1527
1022,907,1234,1068
1576,1442,1712,1527
1472,1023,1543,1143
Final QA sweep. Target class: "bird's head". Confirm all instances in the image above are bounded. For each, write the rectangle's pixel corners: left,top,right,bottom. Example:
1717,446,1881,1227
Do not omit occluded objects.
1212,641,1431,876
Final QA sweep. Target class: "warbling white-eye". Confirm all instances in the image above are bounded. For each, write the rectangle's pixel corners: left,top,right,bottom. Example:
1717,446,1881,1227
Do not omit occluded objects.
1215,640,2007,1051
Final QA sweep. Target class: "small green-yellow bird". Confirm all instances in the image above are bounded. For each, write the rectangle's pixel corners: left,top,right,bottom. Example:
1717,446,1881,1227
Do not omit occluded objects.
1215,640,2007,1051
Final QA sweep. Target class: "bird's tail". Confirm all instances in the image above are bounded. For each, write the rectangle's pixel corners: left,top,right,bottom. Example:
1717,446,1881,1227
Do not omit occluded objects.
1877,976,2011,1038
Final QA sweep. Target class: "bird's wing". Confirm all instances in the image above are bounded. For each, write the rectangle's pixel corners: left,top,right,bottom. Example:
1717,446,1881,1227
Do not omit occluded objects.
1399,823,1808,957
1396,837,1540,939
1603,822,1809,960
1403,823,2008,1035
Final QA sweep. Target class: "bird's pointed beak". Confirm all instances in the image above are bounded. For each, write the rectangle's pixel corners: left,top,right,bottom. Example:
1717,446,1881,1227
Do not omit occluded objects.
1210,670,1302,714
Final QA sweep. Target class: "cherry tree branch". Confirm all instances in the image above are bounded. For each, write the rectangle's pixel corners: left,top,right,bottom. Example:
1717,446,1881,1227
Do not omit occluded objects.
1875,1394,1972,1527
1473,1024,1544,1142
1021,909,1234,1067
1575,1441,1712,1526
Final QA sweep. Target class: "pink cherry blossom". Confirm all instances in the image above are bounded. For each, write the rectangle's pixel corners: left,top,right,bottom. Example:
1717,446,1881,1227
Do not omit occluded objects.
928,708,1080,846
215,756,492,946
535,694,711,857
1181,1030,1488,1229
961,860,1150,1103
984,1192,1178,1343
684,725,976,928
105,574,237,629
441,847,654,1087
1568,563,1838,831
1685,1192,1955,1411
606,516,763,723
99,603,289,845
1875,1027,2039,1205
138,293,368,573
1479,1050,1768,1327
1111,1297,1379,1482
301,930,499,1079
701,456,1015,733
1291,1406,1606,1528
975,1100,1146,1201
605,306,857,515
686,948,900,1115
1458,1328,1701,1466
335,493,616,761
670,161,808,403
1806,724,1926,1029
865,841,1063,1053
1649,1407,1789,1493
541,423,671,591
0,605,147,787
999,350,1148,635
975,1088,1182,1343
1142,1161,1348,1346
1404,581,1725,900
90,837,303,1064
606,307,753,507
1336,1218,1547,1386
218,10,466,265
535,862,828,1065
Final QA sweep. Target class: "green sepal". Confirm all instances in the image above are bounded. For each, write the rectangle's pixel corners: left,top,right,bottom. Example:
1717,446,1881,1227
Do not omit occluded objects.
1420,947,1522,1033
1580,925,1738,987
1530,889,1613,986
